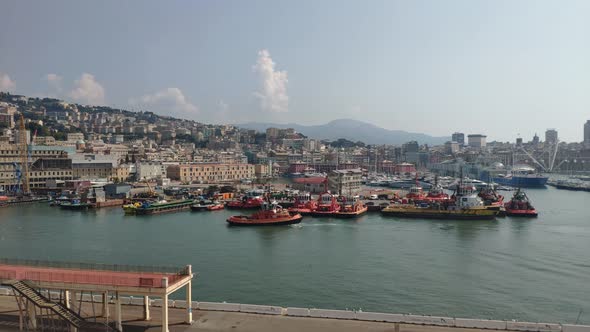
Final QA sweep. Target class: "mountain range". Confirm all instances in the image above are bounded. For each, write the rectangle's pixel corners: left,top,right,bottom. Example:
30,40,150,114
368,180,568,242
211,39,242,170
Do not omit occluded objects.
237,119,450,145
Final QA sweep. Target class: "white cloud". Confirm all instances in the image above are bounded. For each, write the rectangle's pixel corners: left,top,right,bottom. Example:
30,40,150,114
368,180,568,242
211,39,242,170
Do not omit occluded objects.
69,73,105,105
129,88,198,116
45,73,63,92
253,49,289,113
0,73,16,92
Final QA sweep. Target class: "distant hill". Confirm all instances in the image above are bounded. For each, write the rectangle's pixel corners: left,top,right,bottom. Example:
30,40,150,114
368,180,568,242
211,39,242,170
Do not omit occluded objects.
237,119,449,145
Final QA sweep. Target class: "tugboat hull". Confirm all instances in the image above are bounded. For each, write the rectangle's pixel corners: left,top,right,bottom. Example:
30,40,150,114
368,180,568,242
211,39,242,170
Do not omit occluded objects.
226,214,303,226
505,209,538,217
381,206,498,220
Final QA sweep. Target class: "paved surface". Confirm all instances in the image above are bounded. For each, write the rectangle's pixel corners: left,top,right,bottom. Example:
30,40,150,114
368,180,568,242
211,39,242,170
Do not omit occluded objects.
0,295,492,332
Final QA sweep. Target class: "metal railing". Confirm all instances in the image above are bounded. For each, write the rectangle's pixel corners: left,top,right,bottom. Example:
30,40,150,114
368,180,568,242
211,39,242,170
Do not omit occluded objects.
0,258,191,288
0,258,187,275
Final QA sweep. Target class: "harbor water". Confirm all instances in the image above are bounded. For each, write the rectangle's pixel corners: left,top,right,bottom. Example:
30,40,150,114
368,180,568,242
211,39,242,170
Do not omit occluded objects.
0,187,588,324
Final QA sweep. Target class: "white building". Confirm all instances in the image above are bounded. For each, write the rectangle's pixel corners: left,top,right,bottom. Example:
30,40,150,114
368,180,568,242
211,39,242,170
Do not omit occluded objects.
136,161,166,181
467,134,487,149
328,168,363,195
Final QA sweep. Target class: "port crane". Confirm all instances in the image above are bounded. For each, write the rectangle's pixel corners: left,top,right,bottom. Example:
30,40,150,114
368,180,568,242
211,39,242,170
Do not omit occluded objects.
11,115,30,196
516,140,560,173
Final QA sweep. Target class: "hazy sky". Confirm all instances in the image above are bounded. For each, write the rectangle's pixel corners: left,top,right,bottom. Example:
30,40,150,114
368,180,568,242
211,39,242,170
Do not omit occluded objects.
1,1,589,142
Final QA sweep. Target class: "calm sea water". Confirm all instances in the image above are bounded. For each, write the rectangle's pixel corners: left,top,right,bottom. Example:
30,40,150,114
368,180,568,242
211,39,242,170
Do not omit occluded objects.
0,187,588,324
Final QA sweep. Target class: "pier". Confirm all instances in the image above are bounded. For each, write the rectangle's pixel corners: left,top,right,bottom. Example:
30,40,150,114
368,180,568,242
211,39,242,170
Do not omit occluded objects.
1,289,589,332
0,259,193,331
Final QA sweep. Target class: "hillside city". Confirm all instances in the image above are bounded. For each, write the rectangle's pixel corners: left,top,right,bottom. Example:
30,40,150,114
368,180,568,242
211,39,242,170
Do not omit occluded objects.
1,91,590,197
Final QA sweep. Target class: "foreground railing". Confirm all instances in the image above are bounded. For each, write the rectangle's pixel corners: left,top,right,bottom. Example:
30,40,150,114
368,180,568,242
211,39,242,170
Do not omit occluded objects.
0,258,190,288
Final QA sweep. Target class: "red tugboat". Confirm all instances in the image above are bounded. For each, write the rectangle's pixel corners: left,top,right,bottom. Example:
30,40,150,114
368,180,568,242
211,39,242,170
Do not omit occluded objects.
504,189,538,217
226,190,265,209
479,184,504,207
207,202,225,211
405,174,427,202
288,194,318,215
333,196,367,218
311,192,340,217
424,184,450,202
227,200,303,226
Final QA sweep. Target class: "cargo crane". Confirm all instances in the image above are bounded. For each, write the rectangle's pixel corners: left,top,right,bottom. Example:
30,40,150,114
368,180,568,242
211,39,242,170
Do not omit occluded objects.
517,140,560,173
13,115,30,196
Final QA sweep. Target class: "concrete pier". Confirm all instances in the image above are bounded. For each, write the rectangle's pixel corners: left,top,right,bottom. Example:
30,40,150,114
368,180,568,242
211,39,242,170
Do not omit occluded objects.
0,295,588,332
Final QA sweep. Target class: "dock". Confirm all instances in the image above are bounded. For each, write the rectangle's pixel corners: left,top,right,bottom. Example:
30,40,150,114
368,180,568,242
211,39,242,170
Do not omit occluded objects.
1,259,588,332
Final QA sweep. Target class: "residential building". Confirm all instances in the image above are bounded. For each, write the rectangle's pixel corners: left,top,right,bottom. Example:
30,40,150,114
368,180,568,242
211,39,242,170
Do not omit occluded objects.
445,141,460,154
0,103,17,128
327,168,362,195
545,129,558,145
451,132,465,146
167,163,255,183
67,133,85,142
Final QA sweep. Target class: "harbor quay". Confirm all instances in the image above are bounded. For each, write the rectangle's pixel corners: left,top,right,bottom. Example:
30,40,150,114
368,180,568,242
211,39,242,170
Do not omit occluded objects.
1,288,589,332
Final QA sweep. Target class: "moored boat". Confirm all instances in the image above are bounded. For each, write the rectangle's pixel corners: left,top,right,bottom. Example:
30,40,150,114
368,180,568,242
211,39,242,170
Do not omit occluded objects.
59,199,92,211
406,184,427,202
504,189,538,217
333,196,367,218
191,200,225,211
424,178,450,203
492,165,548,187
382,180,499,220
287,194,317,215
227,201,302,226
123,202,141,215
135,199,193,215
478,184,504,206
311,192,340,217
226,191,265,209
207,203,225,211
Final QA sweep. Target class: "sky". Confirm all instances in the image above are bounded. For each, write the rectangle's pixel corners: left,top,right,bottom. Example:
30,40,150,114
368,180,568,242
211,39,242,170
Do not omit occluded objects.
0,0,589,142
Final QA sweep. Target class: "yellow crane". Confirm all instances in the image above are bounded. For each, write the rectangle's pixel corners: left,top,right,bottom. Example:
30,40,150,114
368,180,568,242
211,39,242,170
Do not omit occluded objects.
17,114,30,195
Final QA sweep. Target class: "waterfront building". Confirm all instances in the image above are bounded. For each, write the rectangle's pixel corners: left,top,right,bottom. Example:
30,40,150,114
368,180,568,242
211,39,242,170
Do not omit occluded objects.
292,176,326,193
136,161,166,181
254,163,272,178
72,154,118,180
328,168,362,195
29,157,73,188
0,144,74,191
451,132,465,146
167,162,255,183
467,134,487,149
